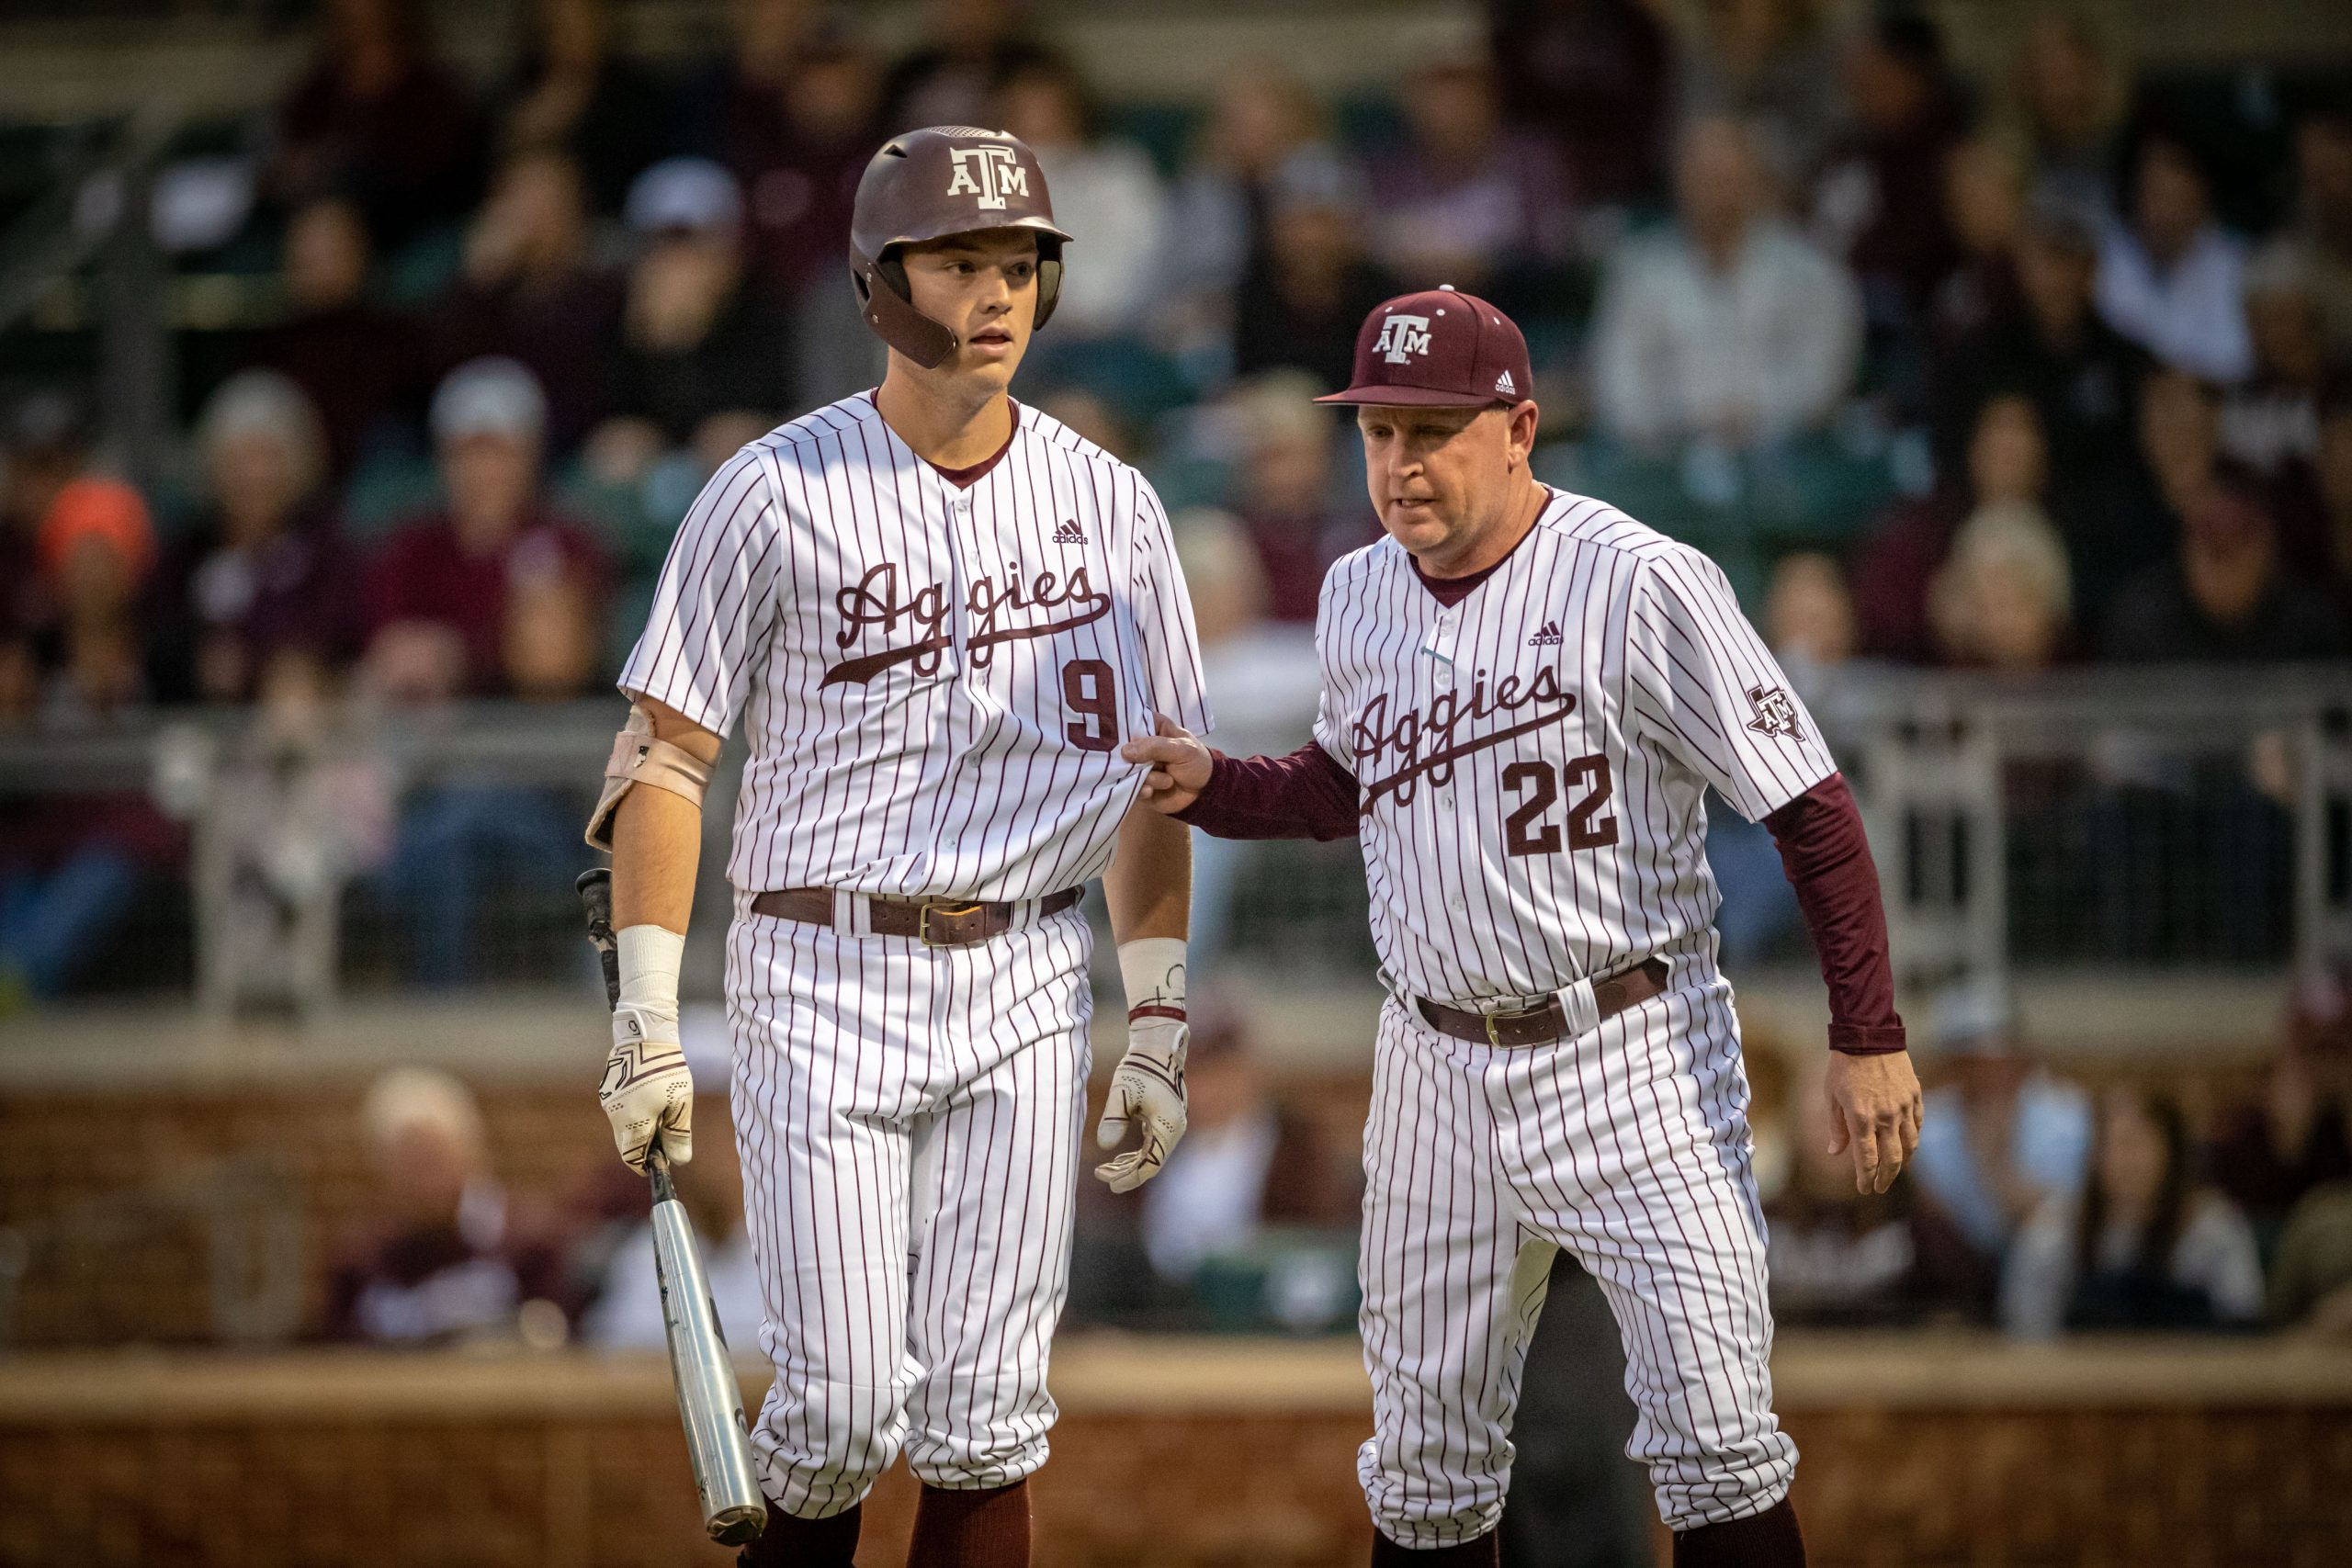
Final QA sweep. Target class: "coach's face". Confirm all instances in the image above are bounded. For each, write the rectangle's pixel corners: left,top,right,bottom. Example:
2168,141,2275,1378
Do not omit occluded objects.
898,229,1040,389
1357,400,1539,570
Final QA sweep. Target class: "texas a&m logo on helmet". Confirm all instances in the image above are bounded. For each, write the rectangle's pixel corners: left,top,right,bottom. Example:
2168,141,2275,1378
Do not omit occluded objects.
945,143,1030,209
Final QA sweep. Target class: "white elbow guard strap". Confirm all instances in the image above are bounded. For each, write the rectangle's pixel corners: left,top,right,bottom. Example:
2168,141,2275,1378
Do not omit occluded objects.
584,702,715,852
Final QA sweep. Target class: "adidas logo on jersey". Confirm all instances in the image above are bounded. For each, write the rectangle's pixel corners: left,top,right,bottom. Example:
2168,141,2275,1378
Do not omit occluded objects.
1051,520,1087,545
1494,369,1516,397
1527,620,1563,646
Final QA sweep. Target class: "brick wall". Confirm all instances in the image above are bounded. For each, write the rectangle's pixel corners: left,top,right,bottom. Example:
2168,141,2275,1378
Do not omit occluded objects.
1,1348,2347,1568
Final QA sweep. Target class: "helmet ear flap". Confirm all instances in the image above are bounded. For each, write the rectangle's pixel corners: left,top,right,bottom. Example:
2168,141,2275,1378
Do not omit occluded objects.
1033,236,1064,333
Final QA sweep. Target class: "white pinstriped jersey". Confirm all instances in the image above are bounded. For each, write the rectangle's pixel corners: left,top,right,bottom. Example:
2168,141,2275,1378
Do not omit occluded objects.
620,394,1211,899
1312,487,1836,1006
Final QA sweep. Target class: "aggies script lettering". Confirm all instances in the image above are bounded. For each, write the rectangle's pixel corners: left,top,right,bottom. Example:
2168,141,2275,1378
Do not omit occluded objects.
822,558,1112,686
1351,666,1577,812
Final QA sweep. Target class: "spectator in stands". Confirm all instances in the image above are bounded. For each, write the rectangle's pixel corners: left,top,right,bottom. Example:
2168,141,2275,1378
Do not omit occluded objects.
1156,64,1343,376
1855,393,2047,661
39,479,153,725
1928,501,2074,671
880,0,1050,131
1487,0,1673,207
1231,158,1392,393
2209,969,2352,1262
2010,17,2125,223
605,159,791,446
2102,378,2346,663
366,359,609,703
1811,14,1967,344
1137,1005,1354,1310
1676,0,1840,182
991,52,1169,341
582,1099,762,1351
1767,1054,1992,1326
1222,375,1374,624
2269,111,2352,357
2095,131,2253,385
0,478,177,1010
494,0,673,217
325,1067,570,1343
430,152,622,452
2320,393,2352,608
2222,248,2337,576
1931,136,2028,350
1590,116,1861,454
2001,1089,2264,1337
152,373,364,705
714,18,884,412
2270,1182,2352,1335
268,0,485,249
1363,56,1573,301
256,197,428,481
1910,982,2094,1311
1933,191,2154,625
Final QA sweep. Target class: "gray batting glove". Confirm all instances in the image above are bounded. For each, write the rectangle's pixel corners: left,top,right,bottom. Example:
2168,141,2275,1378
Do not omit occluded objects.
599,1006,693,1171
1094,1015,1187,1192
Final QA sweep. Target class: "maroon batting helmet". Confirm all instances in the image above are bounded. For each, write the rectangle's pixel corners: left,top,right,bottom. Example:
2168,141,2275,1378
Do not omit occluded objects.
849,126,1071,369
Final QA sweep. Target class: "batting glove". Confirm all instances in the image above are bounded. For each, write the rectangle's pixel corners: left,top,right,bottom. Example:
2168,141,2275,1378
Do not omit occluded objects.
600,925,692,1171
1096,1013,1188,1191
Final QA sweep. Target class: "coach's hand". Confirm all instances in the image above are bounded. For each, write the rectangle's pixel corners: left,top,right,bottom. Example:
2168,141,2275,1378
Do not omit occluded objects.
1121,714,1213,814
1825,1049,1921,1194
1095,1015,1188,1192
600,1025,694,1172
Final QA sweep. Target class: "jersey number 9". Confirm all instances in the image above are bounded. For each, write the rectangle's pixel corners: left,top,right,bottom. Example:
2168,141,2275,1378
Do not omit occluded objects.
1062,658,1119,751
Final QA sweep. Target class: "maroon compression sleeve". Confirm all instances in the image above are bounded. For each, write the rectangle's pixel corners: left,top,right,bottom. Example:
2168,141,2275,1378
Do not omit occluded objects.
1172,744,1363,841
1764,773,1906,1055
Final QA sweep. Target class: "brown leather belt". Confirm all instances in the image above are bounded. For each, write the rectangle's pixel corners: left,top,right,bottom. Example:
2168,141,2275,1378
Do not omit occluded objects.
750,886,1083,947
1416,957,1670,1047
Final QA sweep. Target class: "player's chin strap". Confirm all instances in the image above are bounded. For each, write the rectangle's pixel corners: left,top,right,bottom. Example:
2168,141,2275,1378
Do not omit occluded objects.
585,701,715,852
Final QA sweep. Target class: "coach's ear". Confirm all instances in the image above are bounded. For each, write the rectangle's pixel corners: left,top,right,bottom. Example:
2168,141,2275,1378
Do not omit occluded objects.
1506,399,1541,470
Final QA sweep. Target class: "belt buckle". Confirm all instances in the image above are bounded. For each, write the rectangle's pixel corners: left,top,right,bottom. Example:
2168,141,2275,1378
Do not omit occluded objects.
918,900,985,947
1485,1010,1506,1047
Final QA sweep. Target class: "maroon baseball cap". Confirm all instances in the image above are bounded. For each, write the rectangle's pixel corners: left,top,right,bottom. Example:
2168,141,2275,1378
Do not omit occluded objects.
1315,286,1533,408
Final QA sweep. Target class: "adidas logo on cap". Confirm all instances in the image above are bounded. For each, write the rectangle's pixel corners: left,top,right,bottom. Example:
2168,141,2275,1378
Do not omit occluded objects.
1528,619,1564,646
1051,520,1087,545
1495,369,1516,397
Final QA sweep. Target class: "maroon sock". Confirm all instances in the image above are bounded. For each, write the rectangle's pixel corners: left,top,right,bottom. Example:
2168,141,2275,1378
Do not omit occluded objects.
906,1478,1031,1568
736,1499,861,1568
1672,1498,1805,1568
1370,1530,1500,1565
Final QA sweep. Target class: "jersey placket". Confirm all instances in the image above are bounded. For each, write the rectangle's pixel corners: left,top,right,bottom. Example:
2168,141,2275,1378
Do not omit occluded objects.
1417,600,1471,934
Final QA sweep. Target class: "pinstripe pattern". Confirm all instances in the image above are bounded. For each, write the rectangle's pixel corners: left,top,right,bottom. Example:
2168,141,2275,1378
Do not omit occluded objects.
1314,491,1819,1543
619,392,1208,1519
726,892,1092,1513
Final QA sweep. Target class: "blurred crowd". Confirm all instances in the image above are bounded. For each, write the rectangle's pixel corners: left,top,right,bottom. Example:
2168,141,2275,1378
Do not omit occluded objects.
3,0,2352,1003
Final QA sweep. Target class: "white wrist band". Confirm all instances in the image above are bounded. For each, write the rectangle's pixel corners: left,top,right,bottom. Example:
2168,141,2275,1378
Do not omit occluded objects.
616,924,685,1043
1118,936,1187,1021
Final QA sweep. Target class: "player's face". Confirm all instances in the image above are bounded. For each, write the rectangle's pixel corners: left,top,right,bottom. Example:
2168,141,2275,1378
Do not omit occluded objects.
898,230,1041,388
1356,401,1535,565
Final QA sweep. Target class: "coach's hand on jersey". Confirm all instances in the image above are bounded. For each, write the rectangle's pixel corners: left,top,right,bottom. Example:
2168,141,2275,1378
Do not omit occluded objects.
600,1017,695,1172
1824,1049,1922,1194
1122,714,1213,814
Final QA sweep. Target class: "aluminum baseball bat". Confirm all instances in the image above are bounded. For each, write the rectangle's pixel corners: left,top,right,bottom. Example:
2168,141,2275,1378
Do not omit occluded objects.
577,869,766,1547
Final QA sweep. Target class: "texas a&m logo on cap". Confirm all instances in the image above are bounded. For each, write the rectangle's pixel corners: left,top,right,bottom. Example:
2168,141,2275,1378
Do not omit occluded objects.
1374,313,1432,365
946,143,1029,209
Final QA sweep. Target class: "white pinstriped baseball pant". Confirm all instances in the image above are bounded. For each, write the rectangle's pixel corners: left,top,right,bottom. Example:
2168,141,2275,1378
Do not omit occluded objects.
724,893,1092,1518
1358,974,1796,1546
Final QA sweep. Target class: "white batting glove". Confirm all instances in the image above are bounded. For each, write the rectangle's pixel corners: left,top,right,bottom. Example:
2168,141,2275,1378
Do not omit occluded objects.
1096,937,1189,1192
600,925,693,1171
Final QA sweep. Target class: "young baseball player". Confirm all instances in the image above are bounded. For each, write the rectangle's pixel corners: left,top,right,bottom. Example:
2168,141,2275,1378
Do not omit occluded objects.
592,127,1208,1568
1124,288,1923,1567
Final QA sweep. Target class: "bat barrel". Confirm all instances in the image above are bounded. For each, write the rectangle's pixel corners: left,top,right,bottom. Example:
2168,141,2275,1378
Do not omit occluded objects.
651,1196,766,1543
